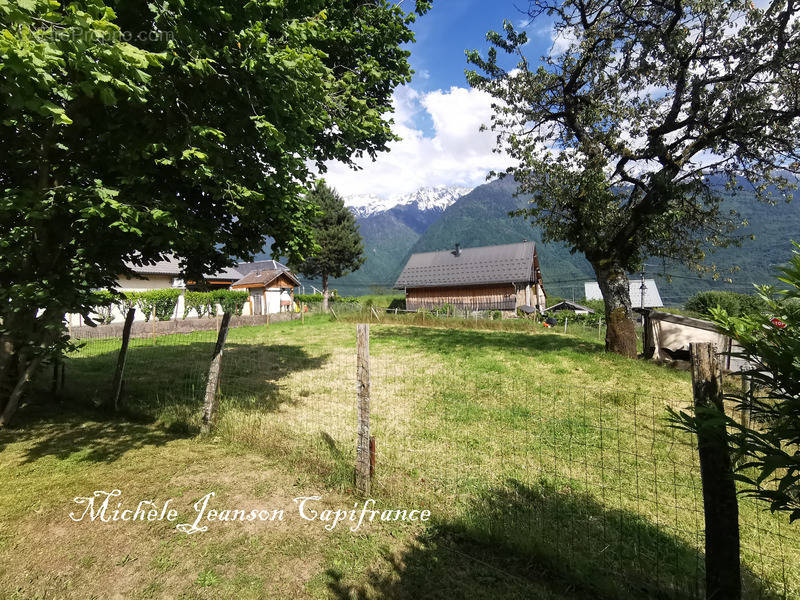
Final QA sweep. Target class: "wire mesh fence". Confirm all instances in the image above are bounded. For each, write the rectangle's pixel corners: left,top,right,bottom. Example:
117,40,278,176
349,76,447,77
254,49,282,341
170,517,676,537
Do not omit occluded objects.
47,319,800,599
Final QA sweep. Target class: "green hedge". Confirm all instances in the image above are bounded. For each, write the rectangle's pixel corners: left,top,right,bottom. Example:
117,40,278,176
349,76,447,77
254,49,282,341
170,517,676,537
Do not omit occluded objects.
294,293,359,304
214,290,249,315
123,289,182,321
183,290,248,318
90,290,120,325
89,289,249,323
684,291,767,318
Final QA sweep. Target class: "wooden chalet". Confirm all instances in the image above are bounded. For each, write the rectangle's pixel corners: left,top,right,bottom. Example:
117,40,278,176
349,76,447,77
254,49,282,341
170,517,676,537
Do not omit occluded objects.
394,241,546,313
231,263,301,315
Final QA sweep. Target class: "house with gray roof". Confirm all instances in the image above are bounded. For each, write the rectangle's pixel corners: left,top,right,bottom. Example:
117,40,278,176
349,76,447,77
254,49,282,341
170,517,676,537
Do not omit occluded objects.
69,256,299,326
394,241,546,313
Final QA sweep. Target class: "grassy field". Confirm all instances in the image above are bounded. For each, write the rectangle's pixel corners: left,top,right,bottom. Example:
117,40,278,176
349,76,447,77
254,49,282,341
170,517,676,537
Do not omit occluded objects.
1,316,797,599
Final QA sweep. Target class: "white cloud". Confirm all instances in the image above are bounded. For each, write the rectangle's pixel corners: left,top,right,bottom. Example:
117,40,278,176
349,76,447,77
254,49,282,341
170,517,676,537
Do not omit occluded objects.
322,85,510,199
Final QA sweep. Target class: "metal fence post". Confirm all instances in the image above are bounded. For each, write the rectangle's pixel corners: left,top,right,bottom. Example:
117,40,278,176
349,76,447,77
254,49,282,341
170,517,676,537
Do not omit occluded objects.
356,324,371,495
690,342,741,600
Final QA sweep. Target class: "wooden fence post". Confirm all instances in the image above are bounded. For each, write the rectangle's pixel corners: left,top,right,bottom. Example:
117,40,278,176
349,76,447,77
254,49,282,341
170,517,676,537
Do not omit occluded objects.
355,324,371,495
690,342,741,600
51,354,60,396
740,374,752,429
202,312,232,434
152,308,157,344
110,307,136,410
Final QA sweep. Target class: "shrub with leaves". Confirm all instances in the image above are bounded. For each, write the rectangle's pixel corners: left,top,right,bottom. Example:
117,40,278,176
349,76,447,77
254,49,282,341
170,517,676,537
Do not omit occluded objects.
684,291,766,319
182,290,248,318
183,291,214,319
134,289,181,322
213,290,249,316
90,290,119,325
673,242,800,521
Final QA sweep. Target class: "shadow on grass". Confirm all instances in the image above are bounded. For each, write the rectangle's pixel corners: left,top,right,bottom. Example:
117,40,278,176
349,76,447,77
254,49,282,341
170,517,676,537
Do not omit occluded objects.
11,343,331,462
0,402,187,465
371,326,603,358
48,342,330,414
327,478,779,600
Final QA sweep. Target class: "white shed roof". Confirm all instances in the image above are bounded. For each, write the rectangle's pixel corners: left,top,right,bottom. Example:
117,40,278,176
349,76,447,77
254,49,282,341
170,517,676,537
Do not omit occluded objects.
584,279,663,308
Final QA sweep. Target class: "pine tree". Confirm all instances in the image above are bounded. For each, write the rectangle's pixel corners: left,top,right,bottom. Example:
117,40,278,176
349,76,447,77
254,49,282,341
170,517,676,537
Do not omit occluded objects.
290,183,366,312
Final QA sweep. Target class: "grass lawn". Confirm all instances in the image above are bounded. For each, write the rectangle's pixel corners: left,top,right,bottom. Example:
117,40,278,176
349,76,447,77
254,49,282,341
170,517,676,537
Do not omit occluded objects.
1,316,797,599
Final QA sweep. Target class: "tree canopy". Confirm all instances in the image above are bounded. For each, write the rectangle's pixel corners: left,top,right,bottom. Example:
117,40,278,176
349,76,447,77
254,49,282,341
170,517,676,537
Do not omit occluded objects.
467,0,800,355
0,0,430,422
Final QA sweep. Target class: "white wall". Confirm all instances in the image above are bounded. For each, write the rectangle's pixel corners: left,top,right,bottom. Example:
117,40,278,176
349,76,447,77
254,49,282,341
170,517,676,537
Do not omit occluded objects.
242,288,291,316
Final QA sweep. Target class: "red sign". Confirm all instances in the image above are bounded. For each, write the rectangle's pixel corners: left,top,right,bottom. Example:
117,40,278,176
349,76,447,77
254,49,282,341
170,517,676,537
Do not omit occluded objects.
771,317,787,329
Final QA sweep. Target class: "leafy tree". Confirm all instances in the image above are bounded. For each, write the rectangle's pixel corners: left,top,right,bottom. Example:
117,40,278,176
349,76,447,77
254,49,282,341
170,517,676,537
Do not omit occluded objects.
673,242,800,521
289,182,365,312
467,0,800,357
0,0,430,425
684,290,766,319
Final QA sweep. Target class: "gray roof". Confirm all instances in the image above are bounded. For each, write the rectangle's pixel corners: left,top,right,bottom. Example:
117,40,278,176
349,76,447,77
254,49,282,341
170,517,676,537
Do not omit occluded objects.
584,279,663,308
236,260,289,275
125,256,251,281
394,241,539,289
546,300,595,314
125,256,184,276
232,268,300,288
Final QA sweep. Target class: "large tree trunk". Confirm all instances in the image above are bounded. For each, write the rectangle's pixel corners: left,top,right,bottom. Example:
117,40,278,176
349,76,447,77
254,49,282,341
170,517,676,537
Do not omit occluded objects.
0,309,65,423
321,273,329,313
591,260,638,358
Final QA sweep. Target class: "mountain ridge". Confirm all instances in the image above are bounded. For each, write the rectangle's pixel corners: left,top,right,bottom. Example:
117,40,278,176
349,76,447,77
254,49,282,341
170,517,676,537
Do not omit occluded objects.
269,179,800,303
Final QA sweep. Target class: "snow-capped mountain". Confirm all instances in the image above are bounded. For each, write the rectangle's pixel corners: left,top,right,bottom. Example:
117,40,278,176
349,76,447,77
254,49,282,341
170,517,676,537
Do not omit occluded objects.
346,185,472,218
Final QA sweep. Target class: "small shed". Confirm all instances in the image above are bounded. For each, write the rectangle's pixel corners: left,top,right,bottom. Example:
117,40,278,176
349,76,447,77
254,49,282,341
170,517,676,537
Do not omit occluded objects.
546,300,595,315
642,309,750,372
394,241,546,313
231,268,300,315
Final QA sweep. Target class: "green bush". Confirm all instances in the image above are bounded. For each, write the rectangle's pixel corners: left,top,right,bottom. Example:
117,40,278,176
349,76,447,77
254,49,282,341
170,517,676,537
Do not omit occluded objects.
295,293,359,304
183,290,248,318
431,303,455,316
679,242,800,521
783,297,800,322
295,293,323,304
213,290,249,315
387,298,406,310
684,290,766,318
90,290,119,325
133,289,182,321
546,295,564,308
581,299,606,314
184,290,214,318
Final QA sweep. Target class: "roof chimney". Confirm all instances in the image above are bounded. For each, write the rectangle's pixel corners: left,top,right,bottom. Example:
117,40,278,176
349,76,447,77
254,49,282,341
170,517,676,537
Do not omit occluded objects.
453,243,461,257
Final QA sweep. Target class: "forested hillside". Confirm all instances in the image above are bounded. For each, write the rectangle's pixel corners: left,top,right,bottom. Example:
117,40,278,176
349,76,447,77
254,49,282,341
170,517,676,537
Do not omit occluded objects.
282,178,800,304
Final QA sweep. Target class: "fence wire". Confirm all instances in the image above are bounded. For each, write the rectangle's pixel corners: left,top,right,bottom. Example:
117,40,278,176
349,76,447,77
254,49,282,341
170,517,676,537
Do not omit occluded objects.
50,318,800,600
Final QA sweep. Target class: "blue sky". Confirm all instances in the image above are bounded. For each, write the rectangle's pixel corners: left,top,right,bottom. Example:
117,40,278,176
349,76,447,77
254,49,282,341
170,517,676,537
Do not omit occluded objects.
406,0,546,134
325,0,556,201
